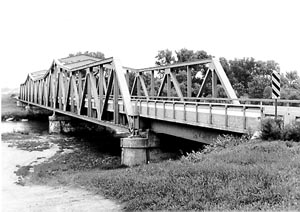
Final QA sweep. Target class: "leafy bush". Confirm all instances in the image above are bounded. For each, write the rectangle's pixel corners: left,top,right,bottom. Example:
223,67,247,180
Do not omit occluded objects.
261,118,300,142
261,118,283,140
282,122,300,142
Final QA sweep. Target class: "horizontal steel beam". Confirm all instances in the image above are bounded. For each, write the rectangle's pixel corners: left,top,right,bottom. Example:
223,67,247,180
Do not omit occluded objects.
136,58,212,72
68,57,114,72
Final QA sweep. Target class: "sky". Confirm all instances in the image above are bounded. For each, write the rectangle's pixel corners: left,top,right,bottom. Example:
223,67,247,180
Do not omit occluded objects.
1,0,300,89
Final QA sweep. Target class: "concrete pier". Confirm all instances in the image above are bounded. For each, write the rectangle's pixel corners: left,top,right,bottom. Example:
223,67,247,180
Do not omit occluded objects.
49,114,75,133
120,131,160,166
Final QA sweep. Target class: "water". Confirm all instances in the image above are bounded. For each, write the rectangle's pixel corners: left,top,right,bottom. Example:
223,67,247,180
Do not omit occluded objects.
1,120,49,134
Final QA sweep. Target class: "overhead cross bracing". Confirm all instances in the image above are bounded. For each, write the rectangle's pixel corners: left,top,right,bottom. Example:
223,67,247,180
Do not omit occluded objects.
19,55,300,143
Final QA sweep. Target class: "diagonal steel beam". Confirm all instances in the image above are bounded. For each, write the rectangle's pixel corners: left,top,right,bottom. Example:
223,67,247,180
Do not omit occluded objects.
169,71,184,101
197,69,211,98
157,74,167,97
211,58,239,104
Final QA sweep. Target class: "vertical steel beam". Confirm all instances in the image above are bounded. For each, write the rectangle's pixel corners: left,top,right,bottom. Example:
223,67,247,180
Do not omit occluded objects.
151,70,155,96
64,74,71,112
114,71,119,124
87,71,92,117
137,74,141,96
70,73,75,112
58,72,63,110
167,73,171,97
71,75,80,113
98,65,104,113
187,66,192,97
88,68,100,119
78,71,83,97
212,69,218,98
46,74,50,107
225,105,228,127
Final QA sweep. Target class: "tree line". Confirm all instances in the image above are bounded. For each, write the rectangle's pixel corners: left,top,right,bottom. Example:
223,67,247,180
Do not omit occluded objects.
69,50,300,100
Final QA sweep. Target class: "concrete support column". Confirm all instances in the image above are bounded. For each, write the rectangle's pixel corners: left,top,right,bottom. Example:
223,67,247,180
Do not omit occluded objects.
49,114,75,133
121,132,160,166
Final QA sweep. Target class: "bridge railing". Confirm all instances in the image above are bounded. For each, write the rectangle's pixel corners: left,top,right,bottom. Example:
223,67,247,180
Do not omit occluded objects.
130,97,263,133
131,96,300,107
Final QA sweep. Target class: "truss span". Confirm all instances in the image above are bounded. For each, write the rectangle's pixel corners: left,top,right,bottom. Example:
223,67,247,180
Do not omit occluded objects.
19,55,300,141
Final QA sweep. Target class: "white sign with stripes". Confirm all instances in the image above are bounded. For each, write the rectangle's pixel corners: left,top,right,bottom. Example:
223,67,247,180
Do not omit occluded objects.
272,70,280,99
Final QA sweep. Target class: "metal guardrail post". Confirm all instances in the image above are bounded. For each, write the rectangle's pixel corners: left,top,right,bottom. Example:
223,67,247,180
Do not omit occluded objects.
183,103,186,121
163,101,166,118
146,100,149,116
154,101,157,117
173,102,175,119
209,104,212,125
196,103,199,123
243,106,246,130
225,105,228,128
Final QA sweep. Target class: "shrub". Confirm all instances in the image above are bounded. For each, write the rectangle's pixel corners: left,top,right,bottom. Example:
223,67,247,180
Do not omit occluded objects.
282,122,300,142
261,118,282,140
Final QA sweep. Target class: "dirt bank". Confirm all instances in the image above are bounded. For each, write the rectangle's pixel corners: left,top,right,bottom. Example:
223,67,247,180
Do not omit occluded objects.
1,142,122,212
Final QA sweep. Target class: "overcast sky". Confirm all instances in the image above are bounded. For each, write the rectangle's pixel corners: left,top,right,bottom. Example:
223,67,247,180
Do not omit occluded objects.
1,0,299,89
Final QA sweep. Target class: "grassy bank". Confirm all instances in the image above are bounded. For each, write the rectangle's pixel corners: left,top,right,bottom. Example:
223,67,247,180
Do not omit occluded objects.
24,135,300,211
1,94,51,121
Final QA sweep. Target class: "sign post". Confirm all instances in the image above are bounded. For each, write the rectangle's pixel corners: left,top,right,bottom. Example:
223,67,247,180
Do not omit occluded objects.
272,70,281,120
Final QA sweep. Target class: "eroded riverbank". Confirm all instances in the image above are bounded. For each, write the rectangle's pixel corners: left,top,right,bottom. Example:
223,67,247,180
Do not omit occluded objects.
1,122,123,211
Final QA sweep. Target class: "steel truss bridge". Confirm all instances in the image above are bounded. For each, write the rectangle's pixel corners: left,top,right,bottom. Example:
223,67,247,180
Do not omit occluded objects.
19,55,300,143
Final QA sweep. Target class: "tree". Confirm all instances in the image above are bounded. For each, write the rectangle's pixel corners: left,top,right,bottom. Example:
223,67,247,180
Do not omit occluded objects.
224,57,280,98
285,70,300,89
228,58,256,93
263,86,272,99
248,76,271,98
155,49,175,66
280,71,300,100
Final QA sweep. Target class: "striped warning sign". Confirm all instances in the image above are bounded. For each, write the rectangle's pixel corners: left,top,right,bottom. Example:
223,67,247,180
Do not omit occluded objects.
272,70,280,99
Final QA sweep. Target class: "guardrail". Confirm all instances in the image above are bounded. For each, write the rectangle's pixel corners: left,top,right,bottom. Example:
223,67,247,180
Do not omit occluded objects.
131,96,300,107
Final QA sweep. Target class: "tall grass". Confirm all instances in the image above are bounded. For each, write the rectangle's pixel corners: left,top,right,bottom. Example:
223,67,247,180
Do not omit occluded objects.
28,135,300,211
